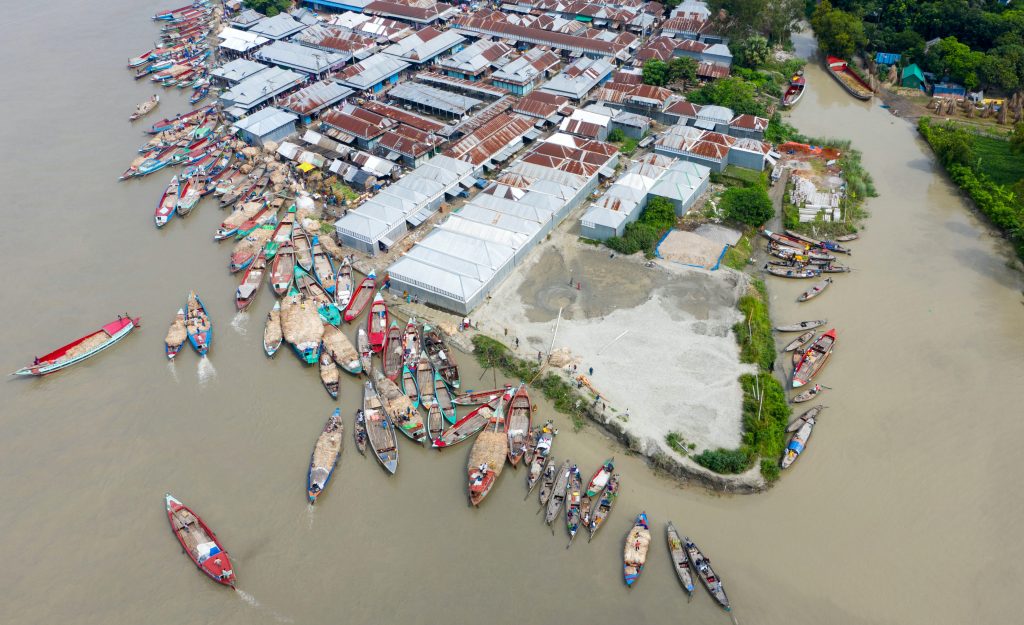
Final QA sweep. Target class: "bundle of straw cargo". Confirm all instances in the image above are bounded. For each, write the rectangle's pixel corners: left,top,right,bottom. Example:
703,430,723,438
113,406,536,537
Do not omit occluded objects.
165,314,187,350
468,427,508,477
60,332,110,362
319,235,346,262
280,292,323,352
319,351,340,397
623,522,651,573
322,324,360,374
231,225,273,258
263,305,282,347
376,376,416,424
221,200,264,229
312,429,342,472
239,162,253,175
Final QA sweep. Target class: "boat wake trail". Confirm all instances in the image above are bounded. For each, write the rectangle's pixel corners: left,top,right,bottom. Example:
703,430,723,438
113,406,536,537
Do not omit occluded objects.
167,360,179,382
235,589,294,623
730,613,741,625
306,504,315,529
197,357,216,385
231,312,248,335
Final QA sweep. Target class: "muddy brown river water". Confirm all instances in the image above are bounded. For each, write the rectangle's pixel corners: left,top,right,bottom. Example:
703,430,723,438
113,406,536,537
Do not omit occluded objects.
1,9,1022,624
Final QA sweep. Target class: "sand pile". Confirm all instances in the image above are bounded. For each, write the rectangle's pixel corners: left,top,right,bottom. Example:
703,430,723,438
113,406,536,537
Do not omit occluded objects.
657,230,726,269
548,348,579,368
281,292,323,348
322,324,359,373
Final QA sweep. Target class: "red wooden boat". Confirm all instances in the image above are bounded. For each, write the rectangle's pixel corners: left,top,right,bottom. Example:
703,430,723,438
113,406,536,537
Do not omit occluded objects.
792,329,837,388
13,315,139,376
154,176,179,227
164,494,235,587
782,72,805,107
826,56,873,101
505,383,532,466
270,241,296,296
236,251,268,311
367,292,388,353
343,271,376,323
382,320,403,381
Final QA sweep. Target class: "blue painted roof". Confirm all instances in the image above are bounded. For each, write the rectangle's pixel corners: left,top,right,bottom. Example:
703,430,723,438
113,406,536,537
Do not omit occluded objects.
875,52,901,65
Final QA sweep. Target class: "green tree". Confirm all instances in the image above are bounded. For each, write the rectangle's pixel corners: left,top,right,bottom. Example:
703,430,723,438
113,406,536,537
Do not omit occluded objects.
927,121,976,168
811,0,867,58
710,0,768,37
688,77,765,116
764,0,806,44
245,0,291,17
735,35,771,69
607,128,626,143
1011,123,1024,155
721,186,774,226
667,57,698,86
642,59,669,87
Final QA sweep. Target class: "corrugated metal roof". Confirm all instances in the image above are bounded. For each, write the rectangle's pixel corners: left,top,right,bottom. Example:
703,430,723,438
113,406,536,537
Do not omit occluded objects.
444,113,536,166
383,26,465,62
279,80,354,116
437,40,514,75
333,53,410,89
388,82,483,115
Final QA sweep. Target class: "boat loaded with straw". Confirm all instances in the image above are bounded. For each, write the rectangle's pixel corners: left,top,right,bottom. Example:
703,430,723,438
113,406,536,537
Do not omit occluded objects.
13,315,140,376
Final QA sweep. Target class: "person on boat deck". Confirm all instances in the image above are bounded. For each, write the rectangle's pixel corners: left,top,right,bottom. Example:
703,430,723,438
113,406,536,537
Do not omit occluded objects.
33,357,40,365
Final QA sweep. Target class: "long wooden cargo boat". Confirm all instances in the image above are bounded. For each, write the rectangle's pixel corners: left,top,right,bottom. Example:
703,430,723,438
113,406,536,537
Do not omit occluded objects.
13,315,139,376
164,493,235,587
307,408,343,503
826,56,873,101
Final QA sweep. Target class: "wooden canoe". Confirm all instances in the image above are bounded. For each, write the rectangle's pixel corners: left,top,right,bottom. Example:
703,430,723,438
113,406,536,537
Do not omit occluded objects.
537,460,560,508
797,278,833,302
400,361,418,408
129,94,160,121
343,272,376,323
174,177,201,216
781,73,805,108
429,374,455,425
666,522,695,597
363,380,398,474
427,401,445,447
311,236,336,294
775,319,827,332
414,354,435,408
307,408,342,503
335,257,354,309
318,346,340,399
685,536,730,610
434,394,503,449
402,317,421,361
525,424,553,495
235,251,267,312
783,330,815,352
382,321,403,381
263,301,282,357
353,409,368,456
623,512,651,587
367,293,387,353
269,242,296,297
295,267,341,326
422,324,460,389
185,291,211,356
292,225,313,271
357,328,372,375
588,473,619,541
467,410,509,506
322,324,361,375
791,384,823,404
784,229,852,254
835,233,859,242
545,460,573,526
505,384,532,466
565,464,583,546
584,458,615,497
453,386,511,406
264,206,295,260
782,416,815,469
764,264,821,279
792,329,836,388
786,404,824,432
377,375,425,444
165,308,186,359
154,176,179,227
165,493,235,587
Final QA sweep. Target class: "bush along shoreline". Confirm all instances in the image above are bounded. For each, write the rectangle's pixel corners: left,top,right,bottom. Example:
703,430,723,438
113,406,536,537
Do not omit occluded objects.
918,117,1024,261
692,279,791,482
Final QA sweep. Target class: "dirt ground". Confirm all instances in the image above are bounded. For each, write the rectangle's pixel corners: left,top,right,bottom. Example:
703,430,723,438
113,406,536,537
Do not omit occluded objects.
471,228,755,455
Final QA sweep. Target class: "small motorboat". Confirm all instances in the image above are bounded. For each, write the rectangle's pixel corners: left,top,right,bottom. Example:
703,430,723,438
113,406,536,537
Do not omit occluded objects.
165,493,235,587
782,415,815,469
666,522,695,598
154,176,179,227
792,329,836,388
783,330,815,352
685,536,731,610
775,319,827,332
307,409,343,503
13,315,140,376
797,278,833,302
129,94,160,121
791,384,823,403
786,404,824,432
318,346,340,399
184,290,211,356
588,473,619,541
263,301,282,357
623,512,651,587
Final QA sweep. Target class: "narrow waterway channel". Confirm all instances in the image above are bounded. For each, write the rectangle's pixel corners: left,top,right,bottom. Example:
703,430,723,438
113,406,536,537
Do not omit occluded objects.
0,9,1021,625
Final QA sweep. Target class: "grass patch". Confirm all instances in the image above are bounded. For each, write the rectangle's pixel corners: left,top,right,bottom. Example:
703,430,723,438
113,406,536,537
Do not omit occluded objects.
471,335,588,431
973,135,1024,187
721,228,754,271
666,431,688,455
733,280,775,371
720,165,767,188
